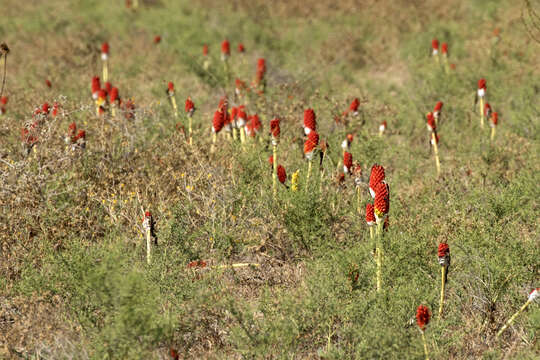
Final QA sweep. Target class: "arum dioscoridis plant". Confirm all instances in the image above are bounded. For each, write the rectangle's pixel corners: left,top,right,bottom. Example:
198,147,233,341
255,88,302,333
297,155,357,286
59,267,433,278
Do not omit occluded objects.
304,131,319,191
476,78,487,128
185,96,195,145
211,107,225,153
496,288,539,338
416,305,431,360
441,43,450,74
490,111,498,141
431,38,439,64
369,164,388,292
437,242,450,318
202,44,210,70
167,82,178,118
101,42,109,82
433,101,443,126
221,39,230,81
426,112,441,177
378,120,387,137
270,118,280,197
365,203,375,240
109,87,120,117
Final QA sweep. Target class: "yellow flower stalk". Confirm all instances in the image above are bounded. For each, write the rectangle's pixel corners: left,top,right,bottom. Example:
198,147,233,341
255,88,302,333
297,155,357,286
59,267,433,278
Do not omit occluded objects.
437,243,450,318
497,288,539,338
291,170,299,192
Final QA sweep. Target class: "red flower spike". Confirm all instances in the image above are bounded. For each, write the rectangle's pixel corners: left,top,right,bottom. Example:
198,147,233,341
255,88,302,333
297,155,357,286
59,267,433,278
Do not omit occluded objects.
270,118,280,139
484,102,492,119
416,305,431,330
478,78,486,90
373,182,389,218
432,39,439,52
101,42,109,55
212,110,224,133
187,260,207,269
337,172,345,184
98,89,107,102
277,165,287,184
366,203,375,226
441,43,448,54
343,151,353,174
237,106,247,127
349,98,360,113
154,35,161,44
144,211,151,218
221,39,230,56
91,76,101,98
490,112,498,126
42,103,50,114
75,130,86,140
231,107,238,121
238,43,245,53
438,243,449,258
426,112,436,131
123,100,136,120
434,101,443,113
369,164,385,198
303,131,319,155
268,155,274,167
252,114,262,134
68,122,77,137
257,58,266,74
170,348,179,360
303,108,317,134
0,96,7,105
52,102,59,117
45,79,52,88
167,82,174,95
110,87,119,103
185,96,195,115
203,44,208,56
105,82,112,93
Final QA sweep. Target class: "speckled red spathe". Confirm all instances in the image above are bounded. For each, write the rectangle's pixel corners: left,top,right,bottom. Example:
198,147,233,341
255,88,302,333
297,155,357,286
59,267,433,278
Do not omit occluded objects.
434,101,443,112
270,118,280,138
343,151,353,173
237,43,245,53
101,42,109,55
438,243,449,258
303,108,316,132
0,96,7,105
203,44,208,56
167,82,174,94
432,39,439,51
154,35,161,44
45,79,52,88
277,165,287,184
369,164,385,196
365,203,375,225
416,305,431,330
303,131,319,154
